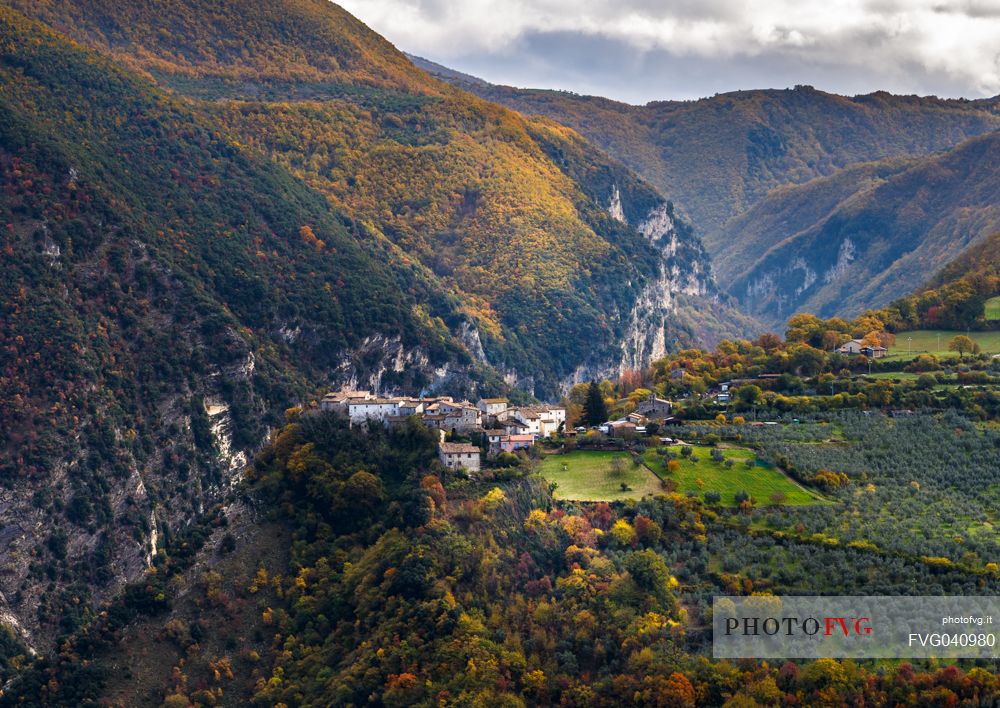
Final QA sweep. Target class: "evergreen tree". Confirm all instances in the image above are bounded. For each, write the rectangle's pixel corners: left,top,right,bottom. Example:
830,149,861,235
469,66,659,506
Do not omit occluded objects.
583,381,608,426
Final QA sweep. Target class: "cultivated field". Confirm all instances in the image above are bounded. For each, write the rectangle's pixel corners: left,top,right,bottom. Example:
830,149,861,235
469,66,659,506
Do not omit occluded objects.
539,450,664,501
643,445,824,506
888,330,1000,360
538,446,824,506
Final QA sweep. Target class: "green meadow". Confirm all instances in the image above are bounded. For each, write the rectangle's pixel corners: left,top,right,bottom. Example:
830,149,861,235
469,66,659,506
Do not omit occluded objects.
643,445,824,506
538,446,825,506
889,330,1000,360
539,450,664,501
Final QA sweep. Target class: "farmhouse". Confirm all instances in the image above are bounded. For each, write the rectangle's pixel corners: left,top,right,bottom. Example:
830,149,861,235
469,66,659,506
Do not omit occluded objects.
636,393,673,418
837,339,888,358
607,421,637,438
438,442,481,474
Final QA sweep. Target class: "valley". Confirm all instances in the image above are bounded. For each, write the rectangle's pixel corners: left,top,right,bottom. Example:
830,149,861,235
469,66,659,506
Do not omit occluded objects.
1,0,1000,706
416,57,1000,329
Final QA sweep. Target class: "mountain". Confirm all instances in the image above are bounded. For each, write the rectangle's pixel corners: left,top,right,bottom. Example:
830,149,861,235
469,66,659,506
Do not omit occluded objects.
0,4,497,647
412,55,1000,247
0,0,760,648
6,0,756,396
724,132,1000,327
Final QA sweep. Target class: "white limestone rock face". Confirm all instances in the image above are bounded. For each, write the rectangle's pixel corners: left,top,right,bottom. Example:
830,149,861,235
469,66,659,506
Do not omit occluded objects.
637,204,675,242
203,398,248,480
743,255,821,321
791,257,817,296
616,203,711,374
608,184,626,224
458,320,488,364
824,238,856,284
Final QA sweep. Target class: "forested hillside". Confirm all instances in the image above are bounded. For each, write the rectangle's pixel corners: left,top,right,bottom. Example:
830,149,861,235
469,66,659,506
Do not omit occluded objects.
871,231,1000,331
710,158,917,284
0,5,479,647
0,0,759,650
8,410,1000,705
726,132,1000,327
415,56,1000,241
6,0,754,393
7,0,433,92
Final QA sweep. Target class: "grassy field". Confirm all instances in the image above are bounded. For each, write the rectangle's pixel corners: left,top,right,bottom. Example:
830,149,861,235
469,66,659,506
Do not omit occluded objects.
864,371,920,381
887,330,1000,360
539,450,664,501
986,297,1000,321
539,447,825,506
644,445,824,506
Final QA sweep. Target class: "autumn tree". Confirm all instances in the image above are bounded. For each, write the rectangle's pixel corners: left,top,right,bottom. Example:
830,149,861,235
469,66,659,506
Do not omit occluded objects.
735,385,763,408
755,332,784,352
860,331,884,348
821,330,846,351
624,549,676,602
948,335,980,359
299,224,324,251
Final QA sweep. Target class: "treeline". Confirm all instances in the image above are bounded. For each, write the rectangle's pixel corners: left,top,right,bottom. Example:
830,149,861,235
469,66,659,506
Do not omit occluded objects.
3,0,433,91
873,232,1000,330
564,308,1000,426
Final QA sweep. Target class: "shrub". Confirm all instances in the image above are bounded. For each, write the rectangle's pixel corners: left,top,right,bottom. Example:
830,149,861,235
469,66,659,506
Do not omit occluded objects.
219,533,237,554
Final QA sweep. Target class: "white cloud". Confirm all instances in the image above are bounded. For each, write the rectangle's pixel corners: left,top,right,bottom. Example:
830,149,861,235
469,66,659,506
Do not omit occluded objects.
337,0,1000,100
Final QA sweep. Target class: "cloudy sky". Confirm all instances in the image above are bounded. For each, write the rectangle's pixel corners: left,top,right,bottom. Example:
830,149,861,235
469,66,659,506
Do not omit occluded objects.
338,0,1000,104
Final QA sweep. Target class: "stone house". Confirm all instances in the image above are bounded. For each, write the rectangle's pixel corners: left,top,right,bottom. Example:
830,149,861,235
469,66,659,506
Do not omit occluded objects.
636,393,673,418
438,442,481,474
